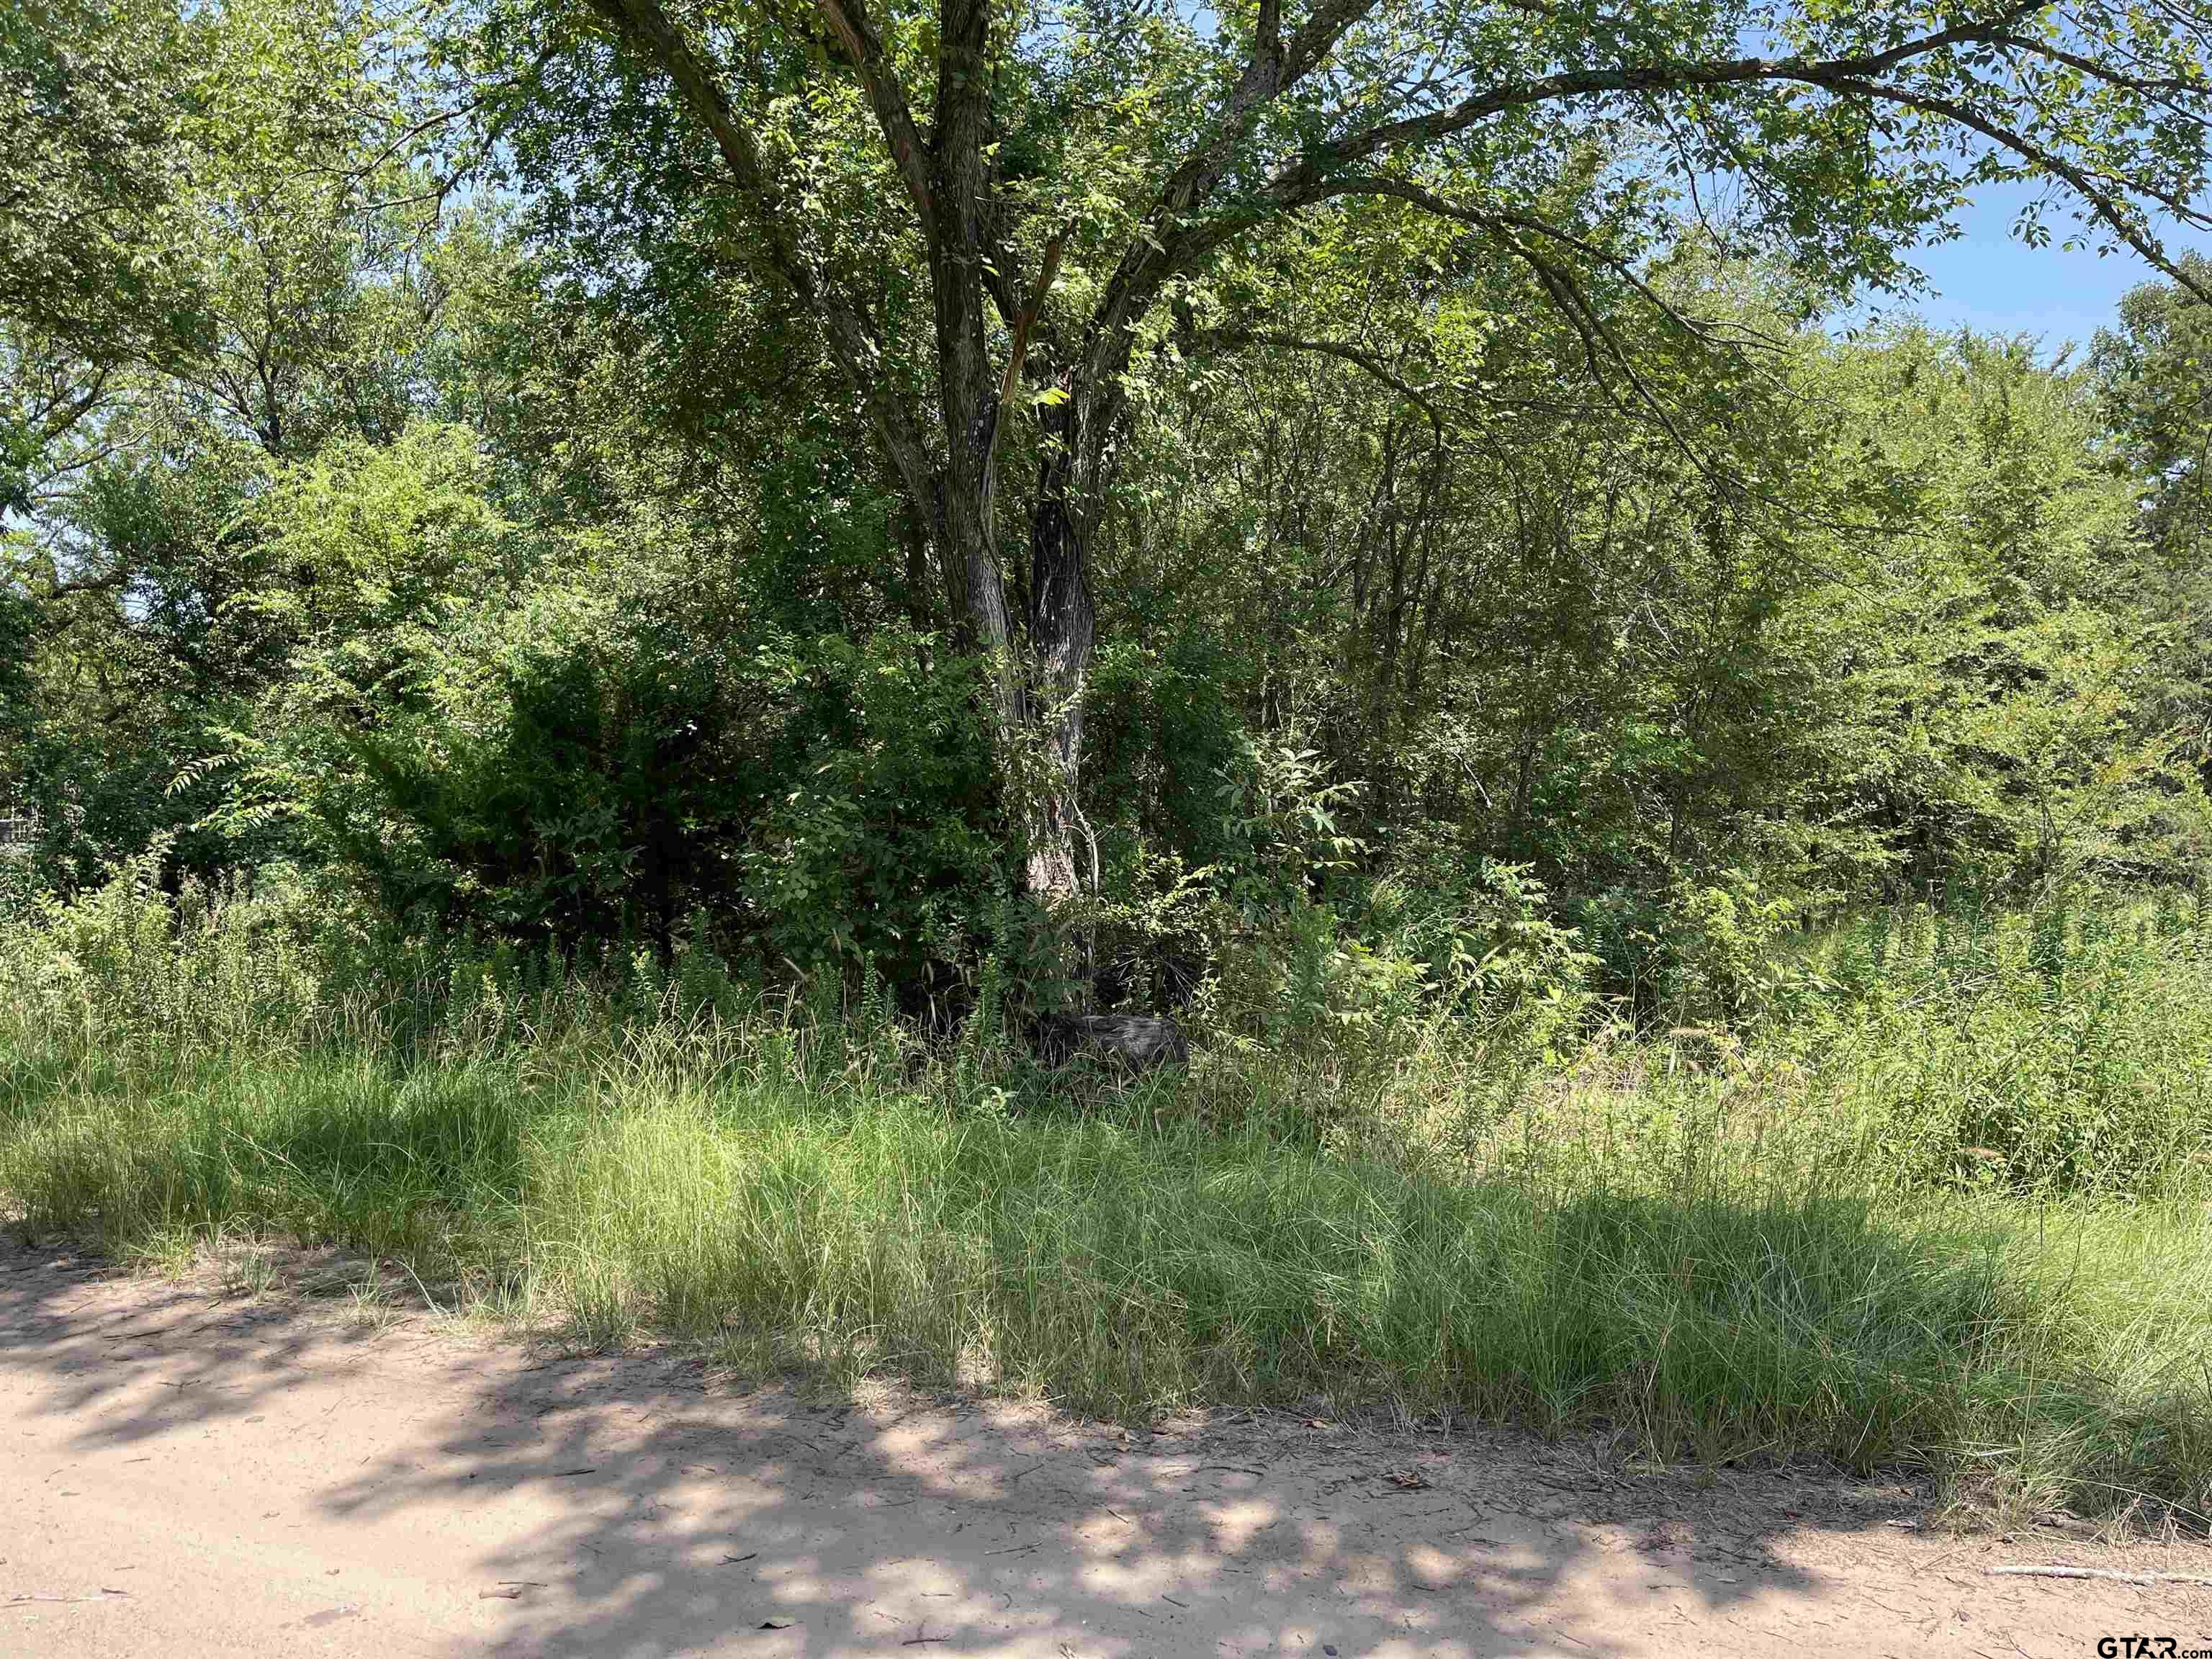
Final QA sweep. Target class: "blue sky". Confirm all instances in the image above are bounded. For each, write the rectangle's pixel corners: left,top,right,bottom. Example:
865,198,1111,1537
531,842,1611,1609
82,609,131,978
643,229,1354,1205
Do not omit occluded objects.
1872,178,2212,351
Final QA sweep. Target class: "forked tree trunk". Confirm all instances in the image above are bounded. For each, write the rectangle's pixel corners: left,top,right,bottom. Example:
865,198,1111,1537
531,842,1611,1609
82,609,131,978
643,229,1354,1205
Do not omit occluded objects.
917,390,1097,914
1019,400,1095,907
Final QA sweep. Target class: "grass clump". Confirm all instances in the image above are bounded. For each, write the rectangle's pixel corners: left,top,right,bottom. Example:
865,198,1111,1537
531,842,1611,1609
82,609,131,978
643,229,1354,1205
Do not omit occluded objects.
4,866,2212,1527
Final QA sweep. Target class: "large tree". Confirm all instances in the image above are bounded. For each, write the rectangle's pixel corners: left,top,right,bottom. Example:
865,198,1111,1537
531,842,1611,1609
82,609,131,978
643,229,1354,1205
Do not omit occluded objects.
486,0,2212,905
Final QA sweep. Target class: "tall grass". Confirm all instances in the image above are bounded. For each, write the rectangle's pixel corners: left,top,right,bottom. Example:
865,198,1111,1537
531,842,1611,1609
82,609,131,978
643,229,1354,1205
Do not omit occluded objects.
4,862,2212,1524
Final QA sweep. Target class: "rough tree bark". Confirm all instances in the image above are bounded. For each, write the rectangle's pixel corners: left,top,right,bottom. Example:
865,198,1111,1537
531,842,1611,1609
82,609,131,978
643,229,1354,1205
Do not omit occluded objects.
1021,395,1095,902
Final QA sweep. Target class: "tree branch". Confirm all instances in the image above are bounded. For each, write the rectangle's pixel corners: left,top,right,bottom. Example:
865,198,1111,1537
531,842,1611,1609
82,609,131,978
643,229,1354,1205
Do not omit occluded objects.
981,218,1074,516
1272,7,2048,189
1082,0,1388,419
811,0,938,239
1794,71,2212,302
1196,325,1446,434
1320,174,1743,347
581,0,941,505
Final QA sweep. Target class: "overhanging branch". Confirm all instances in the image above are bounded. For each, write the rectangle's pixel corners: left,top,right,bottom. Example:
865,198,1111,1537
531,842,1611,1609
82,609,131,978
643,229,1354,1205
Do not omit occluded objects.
580,0,941,506
811,0,938,240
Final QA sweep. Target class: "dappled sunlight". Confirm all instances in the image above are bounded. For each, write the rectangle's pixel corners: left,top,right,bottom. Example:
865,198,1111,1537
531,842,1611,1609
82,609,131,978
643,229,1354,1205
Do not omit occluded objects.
11,1240,2210,1657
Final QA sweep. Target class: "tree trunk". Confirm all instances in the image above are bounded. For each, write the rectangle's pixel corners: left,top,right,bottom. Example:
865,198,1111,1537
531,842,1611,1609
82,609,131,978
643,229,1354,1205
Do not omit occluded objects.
1022,397,1094,904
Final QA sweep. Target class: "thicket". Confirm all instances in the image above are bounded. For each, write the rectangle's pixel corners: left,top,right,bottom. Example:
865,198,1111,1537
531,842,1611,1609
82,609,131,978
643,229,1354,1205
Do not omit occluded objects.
5,0,2211,1011
12,282,2212,1015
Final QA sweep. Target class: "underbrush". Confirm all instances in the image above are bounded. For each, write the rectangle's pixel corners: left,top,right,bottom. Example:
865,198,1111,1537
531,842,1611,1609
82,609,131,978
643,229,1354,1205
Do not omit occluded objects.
4,864,2212,1528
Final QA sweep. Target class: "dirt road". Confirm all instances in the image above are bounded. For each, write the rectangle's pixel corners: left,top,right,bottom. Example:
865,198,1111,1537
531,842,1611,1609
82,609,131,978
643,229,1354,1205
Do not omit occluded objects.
4,1241,2208,1658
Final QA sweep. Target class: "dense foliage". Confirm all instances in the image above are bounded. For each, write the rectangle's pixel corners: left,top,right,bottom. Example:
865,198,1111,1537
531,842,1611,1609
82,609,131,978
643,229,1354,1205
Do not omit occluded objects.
2,0,2209,1020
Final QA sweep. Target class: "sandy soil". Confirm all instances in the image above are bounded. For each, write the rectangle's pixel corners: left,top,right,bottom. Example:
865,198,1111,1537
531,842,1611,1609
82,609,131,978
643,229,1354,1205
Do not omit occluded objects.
4,1240,2210,1658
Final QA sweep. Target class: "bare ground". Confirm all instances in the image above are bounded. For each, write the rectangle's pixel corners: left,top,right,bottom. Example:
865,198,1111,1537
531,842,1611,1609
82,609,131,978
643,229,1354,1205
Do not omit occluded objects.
4,1239,2209,1658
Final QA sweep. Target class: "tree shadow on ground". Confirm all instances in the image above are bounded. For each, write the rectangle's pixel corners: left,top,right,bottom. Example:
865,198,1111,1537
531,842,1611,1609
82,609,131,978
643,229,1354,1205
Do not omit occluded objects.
2,1237,2185,1658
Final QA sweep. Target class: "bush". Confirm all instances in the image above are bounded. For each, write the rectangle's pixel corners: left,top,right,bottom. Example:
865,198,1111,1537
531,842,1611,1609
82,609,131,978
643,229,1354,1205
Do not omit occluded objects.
1788,892,2212,1193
